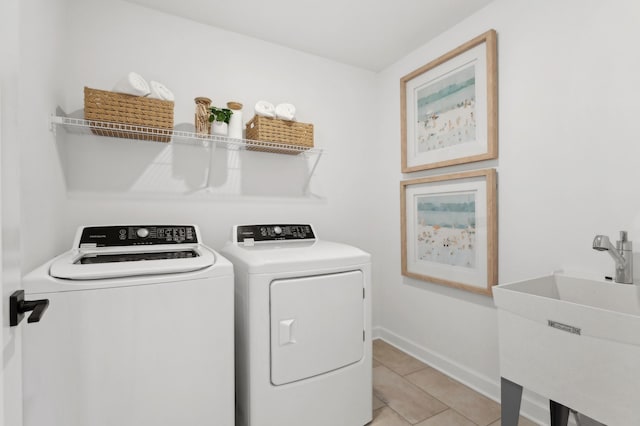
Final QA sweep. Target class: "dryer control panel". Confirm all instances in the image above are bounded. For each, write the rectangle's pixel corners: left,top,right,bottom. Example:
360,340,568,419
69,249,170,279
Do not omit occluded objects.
235,224,315,243
78,225,198,247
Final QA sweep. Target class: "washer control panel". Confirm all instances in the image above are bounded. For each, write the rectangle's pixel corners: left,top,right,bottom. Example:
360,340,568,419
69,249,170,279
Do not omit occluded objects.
78,225,198,247
235,224,315,243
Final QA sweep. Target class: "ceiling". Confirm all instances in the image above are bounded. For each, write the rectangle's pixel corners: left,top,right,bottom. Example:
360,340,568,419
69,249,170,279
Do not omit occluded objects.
125,0,494,71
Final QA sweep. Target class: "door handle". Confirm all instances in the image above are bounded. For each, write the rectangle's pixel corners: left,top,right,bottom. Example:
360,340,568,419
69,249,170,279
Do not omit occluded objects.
9,290,50,327
279,319,296,346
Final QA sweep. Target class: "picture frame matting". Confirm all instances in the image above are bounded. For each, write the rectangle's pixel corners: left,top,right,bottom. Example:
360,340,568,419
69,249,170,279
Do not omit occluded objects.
400,29,498,172
400,168,497,295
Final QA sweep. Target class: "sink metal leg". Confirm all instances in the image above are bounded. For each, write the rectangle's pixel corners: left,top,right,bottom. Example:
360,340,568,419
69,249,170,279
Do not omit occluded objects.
550,400,570,426
500,377,523,426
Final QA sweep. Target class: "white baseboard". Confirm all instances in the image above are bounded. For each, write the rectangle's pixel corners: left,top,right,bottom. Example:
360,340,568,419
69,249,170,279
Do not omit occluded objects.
372,326,564,426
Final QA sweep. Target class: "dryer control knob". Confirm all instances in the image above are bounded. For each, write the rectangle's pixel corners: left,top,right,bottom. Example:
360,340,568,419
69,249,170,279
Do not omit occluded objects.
273,226,282,235
137,228,149,238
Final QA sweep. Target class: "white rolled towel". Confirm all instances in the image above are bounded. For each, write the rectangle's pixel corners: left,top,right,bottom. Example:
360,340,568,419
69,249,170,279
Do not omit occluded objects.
254,100,275,118
275,103,296,121
112,72,150,96
148,80,175,101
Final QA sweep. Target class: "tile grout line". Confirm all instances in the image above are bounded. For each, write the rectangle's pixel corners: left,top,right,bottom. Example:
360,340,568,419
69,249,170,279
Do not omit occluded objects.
404,377,500,426
373,356,441,425
373,363,450,425
401,372,498,426
373,350,501,426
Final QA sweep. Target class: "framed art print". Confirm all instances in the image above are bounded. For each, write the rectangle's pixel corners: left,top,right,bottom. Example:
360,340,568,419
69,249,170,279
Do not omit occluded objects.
401,30,497,172
400,169,497,295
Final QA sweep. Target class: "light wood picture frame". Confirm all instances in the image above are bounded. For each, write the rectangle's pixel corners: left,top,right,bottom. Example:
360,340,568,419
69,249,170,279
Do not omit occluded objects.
401,29,498,172
400,169,497,295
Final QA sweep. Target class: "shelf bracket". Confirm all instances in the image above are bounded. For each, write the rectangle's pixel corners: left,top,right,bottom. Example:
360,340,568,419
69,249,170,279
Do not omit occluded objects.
49,114,61,135
303,150,323,194
204,141,218,189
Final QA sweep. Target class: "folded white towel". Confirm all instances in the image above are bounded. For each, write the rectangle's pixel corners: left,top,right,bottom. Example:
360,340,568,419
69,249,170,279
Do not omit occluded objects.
113,72,150,96
275,103,296,121
148,81,175,101
254,100,275,118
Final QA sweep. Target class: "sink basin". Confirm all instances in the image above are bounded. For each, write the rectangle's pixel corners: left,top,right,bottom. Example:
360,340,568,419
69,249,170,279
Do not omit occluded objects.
494,272,640,424
495,273,640,346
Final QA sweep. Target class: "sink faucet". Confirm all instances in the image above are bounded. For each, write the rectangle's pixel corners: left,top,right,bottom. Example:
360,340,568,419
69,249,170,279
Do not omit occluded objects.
592,231,633,284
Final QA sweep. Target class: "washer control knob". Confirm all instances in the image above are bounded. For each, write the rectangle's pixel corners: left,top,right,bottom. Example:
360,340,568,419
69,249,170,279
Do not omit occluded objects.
137,228,149,238
273,226,282,235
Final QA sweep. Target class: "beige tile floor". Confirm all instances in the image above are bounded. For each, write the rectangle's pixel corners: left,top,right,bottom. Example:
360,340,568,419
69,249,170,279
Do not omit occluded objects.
370,340,538,426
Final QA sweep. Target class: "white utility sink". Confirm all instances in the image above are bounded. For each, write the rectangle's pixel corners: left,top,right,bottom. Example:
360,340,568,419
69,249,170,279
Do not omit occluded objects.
494,272,640,425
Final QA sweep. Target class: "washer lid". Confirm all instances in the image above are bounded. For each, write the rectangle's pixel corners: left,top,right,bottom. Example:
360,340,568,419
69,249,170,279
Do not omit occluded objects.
49,245,216,280
49,225,215,280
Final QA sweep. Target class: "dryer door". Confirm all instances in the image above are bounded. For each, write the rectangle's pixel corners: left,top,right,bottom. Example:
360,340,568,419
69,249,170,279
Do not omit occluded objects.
270,270,364,386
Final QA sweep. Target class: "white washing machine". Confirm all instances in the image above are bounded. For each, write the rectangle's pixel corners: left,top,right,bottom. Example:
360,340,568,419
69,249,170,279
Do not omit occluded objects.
221,224,372,426
17,225,234,426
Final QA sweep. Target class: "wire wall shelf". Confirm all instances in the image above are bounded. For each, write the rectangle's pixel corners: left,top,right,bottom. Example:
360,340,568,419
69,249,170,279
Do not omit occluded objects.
49,115,324,156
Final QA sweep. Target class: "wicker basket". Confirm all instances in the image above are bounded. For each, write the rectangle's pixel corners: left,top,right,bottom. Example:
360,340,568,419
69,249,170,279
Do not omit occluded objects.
245,115,313,154
84,87,174,142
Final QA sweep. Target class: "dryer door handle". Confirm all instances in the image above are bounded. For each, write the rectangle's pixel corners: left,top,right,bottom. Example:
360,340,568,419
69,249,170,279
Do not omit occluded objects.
9,290,50,327
279,319,296,346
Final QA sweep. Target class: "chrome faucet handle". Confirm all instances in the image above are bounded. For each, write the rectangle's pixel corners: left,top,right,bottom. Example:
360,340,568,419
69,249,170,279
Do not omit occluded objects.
617,230,632,251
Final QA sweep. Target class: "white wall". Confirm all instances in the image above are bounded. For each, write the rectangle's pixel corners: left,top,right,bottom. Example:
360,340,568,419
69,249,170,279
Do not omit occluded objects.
3,0,68,424
373,0,640,422
17,0,378,273
0,0,21,423
20,0,68,285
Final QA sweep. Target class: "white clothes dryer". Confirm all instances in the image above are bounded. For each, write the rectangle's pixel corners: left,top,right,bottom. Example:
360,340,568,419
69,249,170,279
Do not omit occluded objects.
17,225,234,426
221,224,372,426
